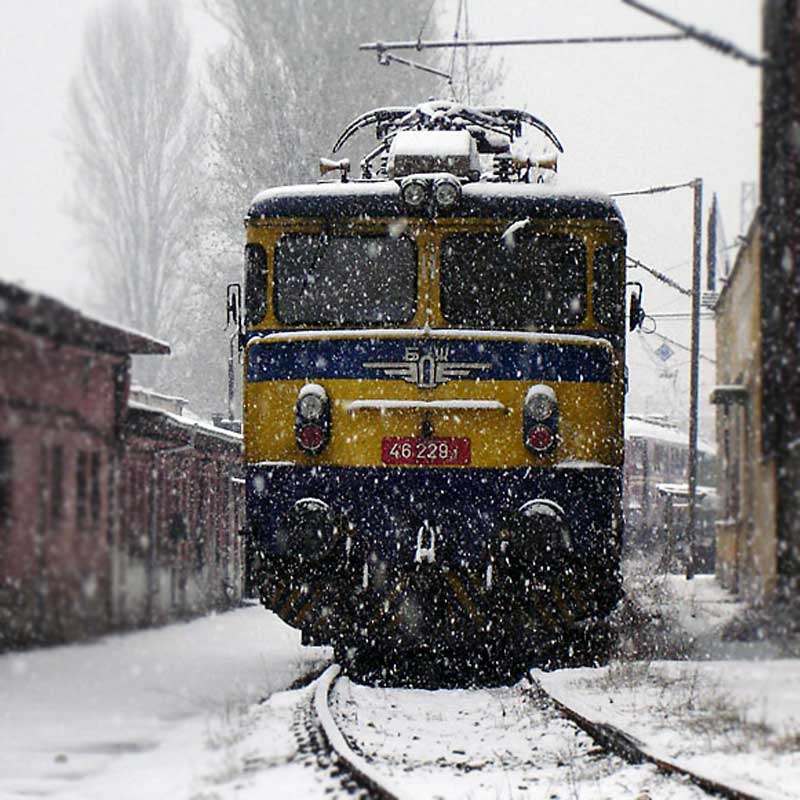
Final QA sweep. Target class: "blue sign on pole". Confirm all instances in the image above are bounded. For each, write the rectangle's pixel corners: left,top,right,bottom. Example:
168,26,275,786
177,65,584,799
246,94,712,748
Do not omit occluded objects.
656,342,674,362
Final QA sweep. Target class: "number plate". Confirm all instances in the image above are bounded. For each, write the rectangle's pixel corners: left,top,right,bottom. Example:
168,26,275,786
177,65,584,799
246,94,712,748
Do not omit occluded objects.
381,436,471,465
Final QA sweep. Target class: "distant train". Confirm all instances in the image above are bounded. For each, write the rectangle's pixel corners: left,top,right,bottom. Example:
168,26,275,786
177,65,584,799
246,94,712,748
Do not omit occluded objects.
235,100,645,683
623,415,717,571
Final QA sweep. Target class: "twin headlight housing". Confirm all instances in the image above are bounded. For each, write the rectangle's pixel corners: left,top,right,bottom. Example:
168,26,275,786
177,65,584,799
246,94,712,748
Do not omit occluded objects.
400,174,462,210
295,383,330,455
523,384,559,454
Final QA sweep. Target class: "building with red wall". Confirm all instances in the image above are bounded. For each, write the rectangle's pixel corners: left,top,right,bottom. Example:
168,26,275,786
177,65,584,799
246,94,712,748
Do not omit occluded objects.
0,281,243,649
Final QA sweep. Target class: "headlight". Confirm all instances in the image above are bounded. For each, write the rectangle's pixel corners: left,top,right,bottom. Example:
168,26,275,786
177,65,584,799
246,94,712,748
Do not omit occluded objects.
298,392,324,420
401,177,428,207
433,176,461,207
524,384,557,421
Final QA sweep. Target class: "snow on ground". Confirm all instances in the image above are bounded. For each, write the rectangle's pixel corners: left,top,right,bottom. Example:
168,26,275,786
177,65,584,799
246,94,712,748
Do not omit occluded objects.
537,574,800,800
2,573,799,799
0,604,329,799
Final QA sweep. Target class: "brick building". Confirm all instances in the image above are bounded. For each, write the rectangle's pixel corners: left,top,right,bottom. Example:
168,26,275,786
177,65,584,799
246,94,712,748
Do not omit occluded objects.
0,281,243,649
115,388,244,628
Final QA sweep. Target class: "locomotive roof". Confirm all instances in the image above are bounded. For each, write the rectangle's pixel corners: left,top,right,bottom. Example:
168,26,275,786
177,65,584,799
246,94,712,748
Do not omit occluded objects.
246,180,623,223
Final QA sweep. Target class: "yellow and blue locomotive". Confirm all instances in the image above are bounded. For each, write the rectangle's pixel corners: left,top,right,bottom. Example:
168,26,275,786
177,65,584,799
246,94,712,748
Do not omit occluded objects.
240,101,631,682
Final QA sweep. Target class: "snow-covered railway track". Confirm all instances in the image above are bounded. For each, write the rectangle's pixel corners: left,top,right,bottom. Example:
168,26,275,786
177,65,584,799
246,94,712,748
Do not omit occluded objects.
308,664,713,799
293,664,408,799
533,675,770,800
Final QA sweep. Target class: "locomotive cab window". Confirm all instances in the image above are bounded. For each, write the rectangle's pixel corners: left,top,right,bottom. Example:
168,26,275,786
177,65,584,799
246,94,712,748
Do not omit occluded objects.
592,244,625,329
244,243,268,326
440,231,587,329
273,233,417,326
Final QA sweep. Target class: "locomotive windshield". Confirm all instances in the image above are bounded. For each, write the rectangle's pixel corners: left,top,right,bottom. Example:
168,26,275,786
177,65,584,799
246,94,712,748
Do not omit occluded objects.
440,231,587,330
274,233,417,326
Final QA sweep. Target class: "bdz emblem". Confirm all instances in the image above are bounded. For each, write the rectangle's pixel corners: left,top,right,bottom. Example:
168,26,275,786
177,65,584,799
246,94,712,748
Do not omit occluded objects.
364,345,491,388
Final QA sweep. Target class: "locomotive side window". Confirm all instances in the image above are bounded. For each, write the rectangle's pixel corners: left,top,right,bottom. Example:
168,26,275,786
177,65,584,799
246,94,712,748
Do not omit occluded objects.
440,232,587,329
592,245,625,328
244,243,268,326
273,234,417,326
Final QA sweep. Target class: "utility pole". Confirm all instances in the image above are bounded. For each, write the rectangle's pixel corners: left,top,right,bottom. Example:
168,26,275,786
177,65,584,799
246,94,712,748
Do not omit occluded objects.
686,177,703,579
614,178,706,577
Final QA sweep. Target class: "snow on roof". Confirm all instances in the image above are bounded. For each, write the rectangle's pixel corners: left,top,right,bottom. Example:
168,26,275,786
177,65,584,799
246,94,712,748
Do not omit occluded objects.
390,129,473,157
251,175,620,208
251,179,400,207
0,279,169,356
128,400,242,445
130,385,189,416
625,415,716,455
462,181,618,206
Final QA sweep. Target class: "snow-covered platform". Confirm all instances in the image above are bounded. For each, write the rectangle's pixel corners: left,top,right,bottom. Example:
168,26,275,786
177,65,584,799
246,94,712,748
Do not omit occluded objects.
0,604,329,799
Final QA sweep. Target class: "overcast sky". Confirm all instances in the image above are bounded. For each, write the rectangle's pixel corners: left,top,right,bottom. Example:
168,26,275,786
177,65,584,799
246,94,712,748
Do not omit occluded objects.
0,0,761,432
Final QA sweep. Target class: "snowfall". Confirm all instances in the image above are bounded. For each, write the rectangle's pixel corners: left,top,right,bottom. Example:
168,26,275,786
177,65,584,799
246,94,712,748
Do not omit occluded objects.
1,575,798,800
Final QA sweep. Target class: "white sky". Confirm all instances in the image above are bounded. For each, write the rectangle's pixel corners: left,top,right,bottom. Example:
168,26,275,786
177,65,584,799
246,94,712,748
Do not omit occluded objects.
0,0,761,431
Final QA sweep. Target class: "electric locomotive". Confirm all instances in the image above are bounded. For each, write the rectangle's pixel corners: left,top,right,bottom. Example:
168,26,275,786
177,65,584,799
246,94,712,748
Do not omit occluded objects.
237,101,636,683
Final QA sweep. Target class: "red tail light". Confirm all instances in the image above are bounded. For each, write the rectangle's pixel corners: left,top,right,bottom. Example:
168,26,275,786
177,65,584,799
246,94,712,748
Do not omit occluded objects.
297,424,325,452
526,425,554,452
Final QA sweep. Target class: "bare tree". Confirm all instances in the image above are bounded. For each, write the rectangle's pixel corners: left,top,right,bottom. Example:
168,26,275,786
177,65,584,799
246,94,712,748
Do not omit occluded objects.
169,1,501,415
68,0,204,374
162,0,447,414
203,0,454,234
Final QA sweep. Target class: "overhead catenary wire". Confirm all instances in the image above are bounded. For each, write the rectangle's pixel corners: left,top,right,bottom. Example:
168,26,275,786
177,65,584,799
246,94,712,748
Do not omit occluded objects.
463,0,472,104
620,0,765,68
449,0,463,96
416,0,437,47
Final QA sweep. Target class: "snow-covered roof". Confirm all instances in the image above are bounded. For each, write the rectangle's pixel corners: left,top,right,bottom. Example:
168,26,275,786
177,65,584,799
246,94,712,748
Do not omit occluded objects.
248,176,622,223
0,279,170,356
130,385,189,416
625,415,716,455
462,181,617,205
127,401,242,446
251,180,400,206
391,129,473,158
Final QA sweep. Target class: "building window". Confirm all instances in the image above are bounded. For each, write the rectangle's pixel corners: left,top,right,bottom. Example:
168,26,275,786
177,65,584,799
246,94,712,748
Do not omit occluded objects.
37,444,48,534
0,439,11,527
76,451,88,528
90,452,101,527
50,446,64,526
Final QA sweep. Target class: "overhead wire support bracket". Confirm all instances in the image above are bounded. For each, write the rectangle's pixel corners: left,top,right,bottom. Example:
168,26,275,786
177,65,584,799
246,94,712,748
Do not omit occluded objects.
627,256,692,297
375,46,452,80
611,179,697,198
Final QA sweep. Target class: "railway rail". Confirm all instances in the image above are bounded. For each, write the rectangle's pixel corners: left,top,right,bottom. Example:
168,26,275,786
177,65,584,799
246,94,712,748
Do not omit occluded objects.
533,672,770,800
286,662,780,800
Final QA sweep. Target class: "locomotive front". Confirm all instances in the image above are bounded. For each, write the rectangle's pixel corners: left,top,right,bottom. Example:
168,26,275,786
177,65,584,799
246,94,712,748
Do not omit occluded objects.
241,103,629,682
